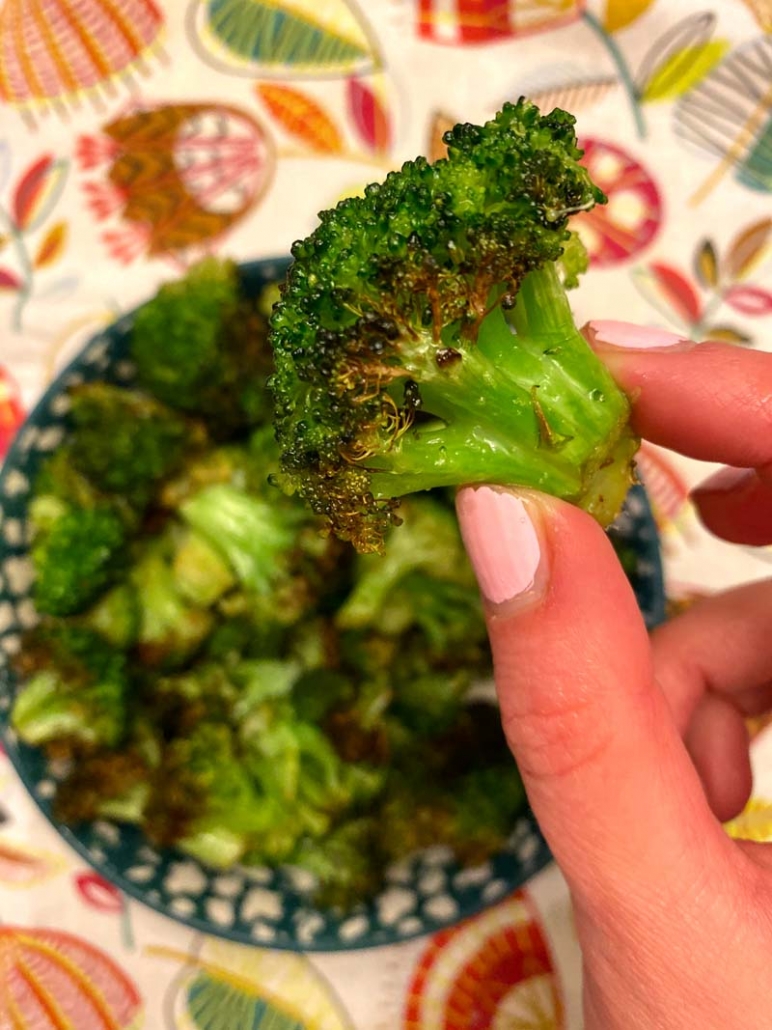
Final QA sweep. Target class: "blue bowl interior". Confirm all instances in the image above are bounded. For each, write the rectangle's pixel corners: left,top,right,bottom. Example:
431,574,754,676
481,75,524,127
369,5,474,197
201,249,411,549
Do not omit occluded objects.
0,258,666,951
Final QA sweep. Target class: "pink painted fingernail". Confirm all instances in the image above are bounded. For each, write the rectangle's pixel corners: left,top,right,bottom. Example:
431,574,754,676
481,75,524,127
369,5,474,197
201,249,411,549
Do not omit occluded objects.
456,487,546,609
693,466,756,495
585,320,693,351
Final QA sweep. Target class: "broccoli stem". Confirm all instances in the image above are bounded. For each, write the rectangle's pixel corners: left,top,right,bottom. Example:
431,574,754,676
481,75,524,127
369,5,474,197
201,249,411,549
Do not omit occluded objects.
370,264,635,524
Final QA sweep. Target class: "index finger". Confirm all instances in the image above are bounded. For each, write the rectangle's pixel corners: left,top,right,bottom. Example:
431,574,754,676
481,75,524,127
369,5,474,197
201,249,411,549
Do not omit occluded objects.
583,322,772,469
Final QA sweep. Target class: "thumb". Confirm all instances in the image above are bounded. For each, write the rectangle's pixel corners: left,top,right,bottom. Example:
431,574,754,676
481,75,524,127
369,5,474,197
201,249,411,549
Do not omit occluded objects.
455,486,733,911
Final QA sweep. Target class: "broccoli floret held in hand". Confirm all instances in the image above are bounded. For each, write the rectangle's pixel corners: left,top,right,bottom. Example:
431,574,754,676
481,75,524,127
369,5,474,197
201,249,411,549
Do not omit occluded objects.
270,100,639,552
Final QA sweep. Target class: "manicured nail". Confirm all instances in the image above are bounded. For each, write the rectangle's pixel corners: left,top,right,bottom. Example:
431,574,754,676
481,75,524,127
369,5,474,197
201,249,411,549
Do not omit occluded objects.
585,320,693,351
456,486,546,610
693,465,756,495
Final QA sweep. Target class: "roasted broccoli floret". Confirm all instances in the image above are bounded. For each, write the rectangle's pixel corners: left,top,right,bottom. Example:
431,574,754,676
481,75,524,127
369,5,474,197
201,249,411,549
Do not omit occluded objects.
28,448,135,617
78,582,140,649
270,100,638,551
143,721,266,868
32,506,129,617
180,483,301,595
130,258,273,436
336,495,479,639
179,482,325,625
130,540,215,669
54,749,152,826
170,525,237,608
380,763,525,867
291,818,382,909
68,382,205,503
159,439,268,510
11,626,129,751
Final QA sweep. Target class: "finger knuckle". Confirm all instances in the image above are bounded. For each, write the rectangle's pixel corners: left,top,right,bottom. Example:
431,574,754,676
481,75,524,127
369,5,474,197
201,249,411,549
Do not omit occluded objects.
501,692,616,784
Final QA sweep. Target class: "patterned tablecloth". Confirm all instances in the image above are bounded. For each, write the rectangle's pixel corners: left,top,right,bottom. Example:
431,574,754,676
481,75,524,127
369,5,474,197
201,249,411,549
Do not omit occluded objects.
2,0,772,1026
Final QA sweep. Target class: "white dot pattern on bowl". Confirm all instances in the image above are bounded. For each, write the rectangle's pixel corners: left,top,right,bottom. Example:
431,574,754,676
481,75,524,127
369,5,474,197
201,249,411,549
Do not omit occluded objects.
424,894,459,922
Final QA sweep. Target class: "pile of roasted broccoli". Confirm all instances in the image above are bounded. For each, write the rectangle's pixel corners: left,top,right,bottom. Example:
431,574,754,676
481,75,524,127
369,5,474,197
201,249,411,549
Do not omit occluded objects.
12,257,525,908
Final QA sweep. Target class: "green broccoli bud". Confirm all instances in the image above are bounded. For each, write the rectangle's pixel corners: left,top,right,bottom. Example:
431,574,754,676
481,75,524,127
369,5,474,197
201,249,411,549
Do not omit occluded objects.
130,258,273,436
54,750,151,826
32,507,128,617
450,765,527,865
180,483,301,595
171,526,236,608
385,575,486,657
291,818,382,909
11,626,128,751
292,668,355,724
131,543,214,669
180,482,325,625
68,382,205,502
270,100,638,552
336,495,475,631
144,721,266,868
78,582,140,649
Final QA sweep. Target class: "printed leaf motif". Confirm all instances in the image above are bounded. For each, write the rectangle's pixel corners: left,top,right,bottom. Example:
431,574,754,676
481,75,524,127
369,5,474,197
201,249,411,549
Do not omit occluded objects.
725,797,772,841
724,284,772,315
74,870,124,912
632,262,702,326
0,267,22,291
257,83,343,154
191,0,380,78
0,0,163,119
725,217,772,279
348,77,392,156
427,111,455,163
575,139,662,266
0,840,63,887
405,892,563,1029
0,141,11,193
675,36,772,204
0,926,142,1028
603,0,654,34
87,102,275,263
635,12,716,95
703,324,752,345
0,365,26,459
34,221,68,269
641,40,728,102
154,939,352,1029
740,0,772,31
416,0,584,43
12,155,68,232
694,239,719,288
635,443,692,530
184,971,314,1029
527,77,618,115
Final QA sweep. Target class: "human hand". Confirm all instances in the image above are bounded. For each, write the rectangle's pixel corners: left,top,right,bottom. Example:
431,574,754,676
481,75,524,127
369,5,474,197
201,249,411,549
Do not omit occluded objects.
455,322,772,1030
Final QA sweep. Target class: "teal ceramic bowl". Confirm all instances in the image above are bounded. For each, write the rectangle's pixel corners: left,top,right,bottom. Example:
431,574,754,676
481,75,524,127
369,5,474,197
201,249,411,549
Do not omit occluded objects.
0,258,666,951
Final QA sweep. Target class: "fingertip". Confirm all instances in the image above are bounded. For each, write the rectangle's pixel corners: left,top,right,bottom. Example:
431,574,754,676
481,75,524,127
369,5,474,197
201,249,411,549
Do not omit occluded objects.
691,468,772,546
582,320,694,352
455,485,552,616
